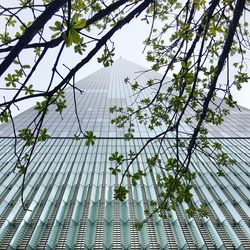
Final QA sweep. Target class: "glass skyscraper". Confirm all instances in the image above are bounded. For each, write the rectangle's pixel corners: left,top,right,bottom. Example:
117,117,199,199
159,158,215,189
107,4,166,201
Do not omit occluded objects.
0,58,250,249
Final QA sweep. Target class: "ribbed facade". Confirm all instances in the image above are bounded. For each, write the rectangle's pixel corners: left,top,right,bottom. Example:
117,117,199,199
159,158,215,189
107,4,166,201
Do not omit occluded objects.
0,59,250,249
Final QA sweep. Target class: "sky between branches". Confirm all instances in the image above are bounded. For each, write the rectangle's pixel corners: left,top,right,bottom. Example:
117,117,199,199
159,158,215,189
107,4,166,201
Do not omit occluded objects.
0,1,250,116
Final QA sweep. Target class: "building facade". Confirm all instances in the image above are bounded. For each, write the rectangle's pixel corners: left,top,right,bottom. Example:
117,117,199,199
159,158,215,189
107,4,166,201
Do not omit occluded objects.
0,59,250,249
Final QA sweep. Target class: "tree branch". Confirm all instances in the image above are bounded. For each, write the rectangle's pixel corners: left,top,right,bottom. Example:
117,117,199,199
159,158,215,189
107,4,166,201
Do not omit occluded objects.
0,0,130,53
185,0,246,165
0,0,67,77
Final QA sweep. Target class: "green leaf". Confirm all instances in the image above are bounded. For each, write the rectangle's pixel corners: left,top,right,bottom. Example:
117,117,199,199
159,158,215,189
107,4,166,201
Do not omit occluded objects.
18,165,26,174
24,84,33,95
34,47,41,56
4,73,19,87
0,111,9,123
217,169,225,177
34,99,48,114
84,131,96,146
114,186,129,201
38,128,50,142
181,61,186,68
73,18,86,29
131,178,137,186
71,13,79,25
131,82,139,91
74,134,80,140
97,48,115,67
134,221,144,230
6,17,17,27
109,167,121,175
18,128,34,146
109,151,124,164
22,64,31,69
55,99,67,113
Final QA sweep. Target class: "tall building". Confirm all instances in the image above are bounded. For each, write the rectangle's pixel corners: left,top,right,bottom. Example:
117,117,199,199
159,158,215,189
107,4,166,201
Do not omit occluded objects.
0,58,250,249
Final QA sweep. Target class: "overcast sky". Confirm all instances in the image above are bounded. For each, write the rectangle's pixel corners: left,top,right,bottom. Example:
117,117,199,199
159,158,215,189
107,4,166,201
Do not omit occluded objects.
37,14,250,109
57,17,250,110
1,3,250,115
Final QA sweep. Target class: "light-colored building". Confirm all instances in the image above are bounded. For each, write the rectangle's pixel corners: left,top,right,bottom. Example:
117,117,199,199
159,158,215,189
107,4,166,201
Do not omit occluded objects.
0,59,250,249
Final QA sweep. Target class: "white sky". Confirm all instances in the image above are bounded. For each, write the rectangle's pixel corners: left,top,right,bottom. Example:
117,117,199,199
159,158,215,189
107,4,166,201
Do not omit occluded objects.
58,18,250,110
0,3,250,115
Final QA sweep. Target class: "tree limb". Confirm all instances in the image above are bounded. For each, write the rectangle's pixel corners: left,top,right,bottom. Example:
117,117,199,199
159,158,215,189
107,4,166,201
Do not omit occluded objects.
0,0,67,77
